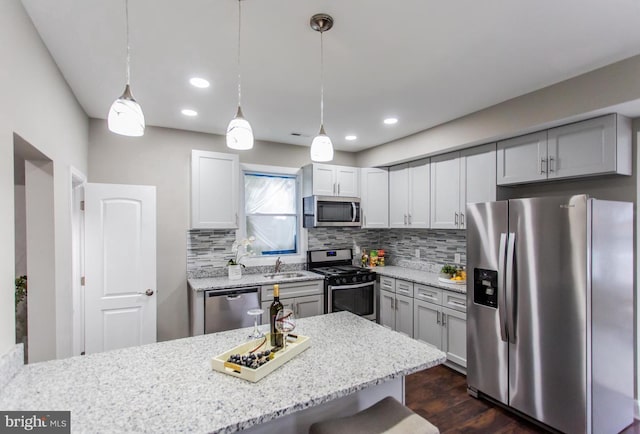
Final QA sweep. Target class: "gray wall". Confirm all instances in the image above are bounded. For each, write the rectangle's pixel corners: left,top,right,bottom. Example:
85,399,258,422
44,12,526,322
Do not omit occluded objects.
357,54,640,168
87,120,357,341
0,0,89,359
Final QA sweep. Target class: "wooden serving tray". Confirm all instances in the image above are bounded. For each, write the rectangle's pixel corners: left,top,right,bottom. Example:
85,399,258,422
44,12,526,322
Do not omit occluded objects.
211,333,311,382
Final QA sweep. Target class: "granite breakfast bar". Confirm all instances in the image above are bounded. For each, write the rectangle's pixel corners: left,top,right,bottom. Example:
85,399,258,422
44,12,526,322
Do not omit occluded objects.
0,312,445,433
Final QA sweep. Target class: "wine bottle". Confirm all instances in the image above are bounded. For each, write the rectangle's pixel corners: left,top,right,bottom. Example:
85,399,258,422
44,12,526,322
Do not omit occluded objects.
269,284,284,348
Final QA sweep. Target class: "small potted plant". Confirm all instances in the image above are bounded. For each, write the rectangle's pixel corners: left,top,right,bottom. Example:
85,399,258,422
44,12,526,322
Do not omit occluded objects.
227,236,255,280
440,264,457,279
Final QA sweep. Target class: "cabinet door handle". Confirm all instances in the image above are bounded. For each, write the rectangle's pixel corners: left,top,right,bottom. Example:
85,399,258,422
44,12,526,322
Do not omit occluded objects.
338,183,341,195
333,183,336,195
442,314,447,326
460,212,465,228
455,212,459,226
436,311,441,324
408,213,412,225
235,213,238,226
404,214,407,225
540,157,547,174
548,156,555,172
391,298,395,309
363,213,367,227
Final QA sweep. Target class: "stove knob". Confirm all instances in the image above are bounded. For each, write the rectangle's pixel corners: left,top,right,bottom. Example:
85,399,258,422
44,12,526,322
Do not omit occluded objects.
341,278,347,285
352,276,357,283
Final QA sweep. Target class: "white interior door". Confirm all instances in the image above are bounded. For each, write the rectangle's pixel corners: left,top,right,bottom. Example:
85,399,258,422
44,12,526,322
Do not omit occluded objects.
84,183,156,354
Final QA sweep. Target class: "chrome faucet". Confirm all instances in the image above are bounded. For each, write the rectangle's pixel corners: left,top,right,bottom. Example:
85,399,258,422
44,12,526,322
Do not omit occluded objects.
274,257,284,273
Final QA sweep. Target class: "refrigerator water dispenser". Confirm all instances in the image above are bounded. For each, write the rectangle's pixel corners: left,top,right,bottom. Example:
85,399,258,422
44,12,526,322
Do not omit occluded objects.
473,268,498,308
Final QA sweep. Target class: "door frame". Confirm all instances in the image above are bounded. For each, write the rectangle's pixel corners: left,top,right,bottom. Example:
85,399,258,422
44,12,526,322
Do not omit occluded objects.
70,167,86,356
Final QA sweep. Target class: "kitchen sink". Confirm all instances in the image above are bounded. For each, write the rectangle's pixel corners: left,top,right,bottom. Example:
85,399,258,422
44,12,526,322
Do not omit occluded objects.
262,272,307,280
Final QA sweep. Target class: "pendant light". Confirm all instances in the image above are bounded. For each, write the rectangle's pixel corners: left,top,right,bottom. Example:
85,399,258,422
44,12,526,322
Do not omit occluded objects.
309,14,334,162
226,0,254,150
108,0,145,137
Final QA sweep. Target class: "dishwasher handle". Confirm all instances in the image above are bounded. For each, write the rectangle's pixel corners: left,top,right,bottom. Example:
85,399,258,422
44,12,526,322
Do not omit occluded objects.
206,287,260,298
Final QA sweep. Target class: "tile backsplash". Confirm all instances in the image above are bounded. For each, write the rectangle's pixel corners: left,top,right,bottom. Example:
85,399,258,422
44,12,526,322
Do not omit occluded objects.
308,227,466,271
187,229,305,278
380,229,466,271
307,227,383,252
187,229,236,278
188,227,466,278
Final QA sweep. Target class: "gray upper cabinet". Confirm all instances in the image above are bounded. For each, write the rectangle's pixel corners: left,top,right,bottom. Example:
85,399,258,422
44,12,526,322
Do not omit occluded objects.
360,168,389,228
497,131,548,185
302,163,360,197
547,114,631,179
389,159,430,228
431,144,496,229
497,114,631,185
191,150,239,229
462,144,497,205
430,152,461,229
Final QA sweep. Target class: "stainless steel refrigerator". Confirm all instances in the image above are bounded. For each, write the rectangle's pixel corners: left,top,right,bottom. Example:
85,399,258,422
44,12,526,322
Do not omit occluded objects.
466,195,633,434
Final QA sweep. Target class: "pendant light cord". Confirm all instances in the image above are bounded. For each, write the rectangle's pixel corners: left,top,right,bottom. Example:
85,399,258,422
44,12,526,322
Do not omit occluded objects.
125,0,131,86
320,30,324,127
237,0,242,108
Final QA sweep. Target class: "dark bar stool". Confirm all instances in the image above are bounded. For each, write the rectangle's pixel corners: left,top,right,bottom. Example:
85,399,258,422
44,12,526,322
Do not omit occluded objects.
309,396,440,434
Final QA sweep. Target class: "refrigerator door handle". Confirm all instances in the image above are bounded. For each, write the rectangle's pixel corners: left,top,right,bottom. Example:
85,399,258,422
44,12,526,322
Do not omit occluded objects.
498,233,508,342
506,232,516,344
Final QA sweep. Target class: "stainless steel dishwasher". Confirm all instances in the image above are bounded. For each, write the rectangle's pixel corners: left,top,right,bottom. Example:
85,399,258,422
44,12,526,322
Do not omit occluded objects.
204,287,261,334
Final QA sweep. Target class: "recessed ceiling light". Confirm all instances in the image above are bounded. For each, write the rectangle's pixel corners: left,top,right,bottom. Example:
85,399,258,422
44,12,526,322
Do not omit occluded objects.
345,135,357,141
181,109,198,117
383,117,398,125
189,77,210,88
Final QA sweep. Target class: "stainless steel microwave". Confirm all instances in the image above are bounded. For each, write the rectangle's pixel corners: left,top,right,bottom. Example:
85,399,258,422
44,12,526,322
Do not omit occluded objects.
303,196,361,227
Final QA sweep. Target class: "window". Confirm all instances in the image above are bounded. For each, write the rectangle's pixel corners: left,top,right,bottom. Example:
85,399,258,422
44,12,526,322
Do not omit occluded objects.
244,172,298,256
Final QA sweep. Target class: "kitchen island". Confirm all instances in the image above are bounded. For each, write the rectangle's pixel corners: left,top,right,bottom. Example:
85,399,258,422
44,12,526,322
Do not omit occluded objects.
0,312,445,433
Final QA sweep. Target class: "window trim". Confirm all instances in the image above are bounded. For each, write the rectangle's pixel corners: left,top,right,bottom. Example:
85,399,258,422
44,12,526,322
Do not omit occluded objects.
238,163,307,266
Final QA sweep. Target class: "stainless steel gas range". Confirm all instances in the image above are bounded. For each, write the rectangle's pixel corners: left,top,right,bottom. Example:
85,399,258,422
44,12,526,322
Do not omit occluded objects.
307,249,376,321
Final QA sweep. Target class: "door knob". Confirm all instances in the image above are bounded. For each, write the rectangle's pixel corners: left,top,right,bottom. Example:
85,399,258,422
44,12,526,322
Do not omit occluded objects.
138,289,154,296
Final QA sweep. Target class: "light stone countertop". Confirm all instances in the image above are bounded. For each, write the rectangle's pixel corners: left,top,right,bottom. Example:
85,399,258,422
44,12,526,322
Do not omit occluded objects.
188,270,324,292
372,266,467,294
0,312,446,433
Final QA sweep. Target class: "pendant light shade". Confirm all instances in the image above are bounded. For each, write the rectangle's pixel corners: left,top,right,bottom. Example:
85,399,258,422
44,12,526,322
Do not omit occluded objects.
227,0,254,150
226,106,254,150
310,14,334,162
310,125,334,162
108,84,145,137
108,0,145,137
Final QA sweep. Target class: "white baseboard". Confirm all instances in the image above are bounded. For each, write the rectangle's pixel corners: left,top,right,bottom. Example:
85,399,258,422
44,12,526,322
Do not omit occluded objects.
635,399,640,420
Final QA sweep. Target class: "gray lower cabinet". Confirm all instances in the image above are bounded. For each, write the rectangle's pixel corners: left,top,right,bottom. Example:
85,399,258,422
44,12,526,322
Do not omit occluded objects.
261,280,324,325
379,289,395,330
441,306,466,368
395,294,414,338
380,289,414,338
413,299,441,349
413,287,467,373
379,278,414,338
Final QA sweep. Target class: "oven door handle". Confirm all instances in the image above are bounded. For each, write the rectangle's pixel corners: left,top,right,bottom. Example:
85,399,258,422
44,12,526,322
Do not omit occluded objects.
329,281,374,290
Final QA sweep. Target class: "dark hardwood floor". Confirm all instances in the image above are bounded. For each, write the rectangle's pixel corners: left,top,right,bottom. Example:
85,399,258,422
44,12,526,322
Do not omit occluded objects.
406,365,639,433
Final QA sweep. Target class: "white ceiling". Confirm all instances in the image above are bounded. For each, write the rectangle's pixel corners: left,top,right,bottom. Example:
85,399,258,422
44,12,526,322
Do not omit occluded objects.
20,0,640,152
